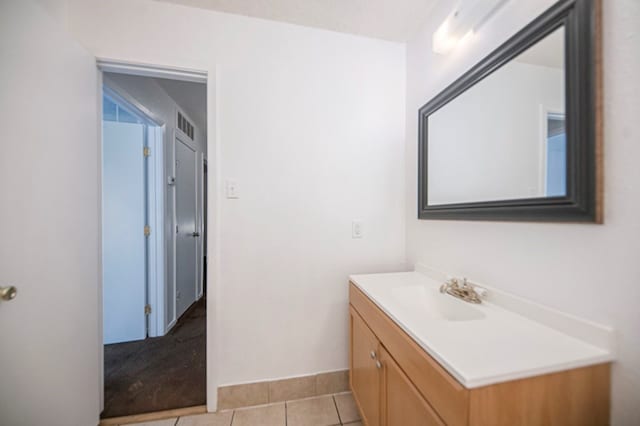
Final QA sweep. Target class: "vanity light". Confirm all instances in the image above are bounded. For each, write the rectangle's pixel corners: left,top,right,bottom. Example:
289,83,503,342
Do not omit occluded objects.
432,0,506,54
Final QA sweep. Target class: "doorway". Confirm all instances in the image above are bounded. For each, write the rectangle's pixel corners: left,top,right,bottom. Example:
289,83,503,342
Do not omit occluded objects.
545,113,567,197
100,71,208,418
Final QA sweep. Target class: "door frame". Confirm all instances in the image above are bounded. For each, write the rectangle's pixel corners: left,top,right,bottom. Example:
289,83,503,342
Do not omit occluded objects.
174,107,203,312
538,104,566,195
96,58,219,413
199,156,207,299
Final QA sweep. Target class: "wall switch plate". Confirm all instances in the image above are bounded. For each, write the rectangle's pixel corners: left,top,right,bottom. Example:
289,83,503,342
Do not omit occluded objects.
352,220,363,239
226,179,239,199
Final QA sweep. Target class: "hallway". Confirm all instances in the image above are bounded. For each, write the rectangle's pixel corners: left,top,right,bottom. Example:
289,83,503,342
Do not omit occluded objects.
102,298,206,418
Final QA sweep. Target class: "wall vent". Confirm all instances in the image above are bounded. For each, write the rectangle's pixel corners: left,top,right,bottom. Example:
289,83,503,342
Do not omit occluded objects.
177,111,194,140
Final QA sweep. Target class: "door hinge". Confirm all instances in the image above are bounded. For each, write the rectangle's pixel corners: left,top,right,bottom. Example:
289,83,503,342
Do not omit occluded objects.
144,225,151,237
145,304,152,315
143,147,151,157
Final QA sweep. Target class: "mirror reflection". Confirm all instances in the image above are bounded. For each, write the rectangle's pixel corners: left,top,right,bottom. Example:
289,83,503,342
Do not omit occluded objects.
427,26,566,205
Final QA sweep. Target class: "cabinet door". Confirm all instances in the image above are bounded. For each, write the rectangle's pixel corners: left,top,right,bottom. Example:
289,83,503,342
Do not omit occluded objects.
379,347,445,426
350,308,381,426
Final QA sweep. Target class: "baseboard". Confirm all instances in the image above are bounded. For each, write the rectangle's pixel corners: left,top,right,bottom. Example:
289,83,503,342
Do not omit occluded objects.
218,369,350,410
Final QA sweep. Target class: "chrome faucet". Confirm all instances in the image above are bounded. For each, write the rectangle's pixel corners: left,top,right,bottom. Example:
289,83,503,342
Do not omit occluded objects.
439,277,486,304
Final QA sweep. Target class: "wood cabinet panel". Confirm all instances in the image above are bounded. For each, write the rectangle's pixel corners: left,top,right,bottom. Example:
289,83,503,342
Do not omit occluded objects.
379,346,444,426
469,363,611,426
350,283,469,426
350,307,381,426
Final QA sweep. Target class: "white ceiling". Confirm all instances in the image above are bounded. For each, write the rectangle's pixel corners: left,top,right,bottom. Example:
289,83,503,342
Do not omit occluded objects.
516,26,564,69
154,77,207,131
156,0,439,42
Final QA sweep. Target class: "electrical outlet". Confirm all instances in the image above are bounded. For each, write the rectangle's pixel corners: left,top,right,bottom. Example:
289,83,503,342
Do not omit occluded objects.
226,179,239,199
352,220,363,239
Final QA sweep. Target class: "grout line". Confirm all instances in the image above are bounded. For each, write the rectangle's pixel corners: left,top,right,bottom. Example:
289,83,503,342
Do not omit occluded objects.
284,400,288,426
230,410,236,426
332,394,343,425
174,417,179,426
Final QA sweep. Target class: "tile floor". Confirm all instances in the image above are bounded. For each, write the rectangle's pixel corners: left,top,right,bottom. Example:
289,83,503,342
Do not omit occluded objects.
123,392,362,426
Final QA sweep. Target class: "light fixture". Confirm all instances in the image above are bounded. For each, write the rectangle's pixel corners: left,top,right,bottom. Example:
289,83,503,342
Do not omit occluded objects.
432,0,507,55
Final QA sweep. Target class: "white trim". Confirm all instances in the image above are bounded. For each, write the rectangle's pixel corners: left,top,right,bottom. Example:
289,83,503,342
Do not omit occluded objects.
169,129,178,331
166,318,177,332
97,58,207,84
206,70,219,413
96,58,217,413
198,154,206,299
147,126,166,338
97,69,104,414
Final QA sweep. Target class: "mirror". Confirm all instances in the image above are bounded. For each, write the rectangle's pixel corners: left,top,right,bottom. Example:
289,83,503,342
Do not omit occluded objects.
428,27,565,205
418,0,601,222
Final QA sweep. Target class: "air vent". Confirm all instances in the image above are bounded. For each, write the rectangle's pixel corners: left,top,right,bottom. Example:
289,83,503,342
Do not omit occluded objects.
177,111,194,140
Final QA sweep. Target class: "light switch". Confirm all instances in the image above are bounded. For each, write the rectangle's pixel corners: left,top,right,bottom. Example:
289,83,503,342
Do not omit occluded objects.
226,179,239,199
352,220,363,239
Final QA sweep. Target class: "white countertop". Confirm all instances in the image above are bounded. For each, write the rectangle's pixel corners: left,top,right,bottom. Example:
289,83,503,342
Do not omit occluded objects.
349,270,614,388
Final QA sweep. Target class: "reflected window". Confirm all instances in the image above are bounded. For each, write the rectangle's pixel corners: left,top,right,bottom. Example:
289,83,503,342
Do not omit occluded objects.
103,96,117,122
545,114,566,197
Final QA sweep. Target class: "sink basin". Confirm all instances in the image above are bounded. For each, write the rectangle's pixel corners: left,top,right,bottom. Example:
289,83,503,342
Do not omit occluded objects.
390,285,485,322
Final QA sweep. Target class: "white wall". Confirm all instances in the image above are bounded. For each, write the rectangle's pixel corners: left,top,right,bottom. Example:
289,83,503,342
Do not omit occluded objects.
428,61,564,204
67,0,406,397
406,1,640,424
104,72,207,334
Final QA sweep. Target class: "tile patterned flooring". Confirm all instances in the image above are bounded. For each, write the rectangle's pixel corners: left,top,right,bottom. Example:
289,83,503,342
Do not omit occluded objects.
122,392,361,426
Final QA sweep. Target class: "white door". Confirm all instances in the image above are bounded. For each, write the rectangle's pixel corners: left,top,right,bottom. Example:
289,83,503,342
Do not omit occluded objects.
0,2,100,425
175,137,198,319
103,121,146,344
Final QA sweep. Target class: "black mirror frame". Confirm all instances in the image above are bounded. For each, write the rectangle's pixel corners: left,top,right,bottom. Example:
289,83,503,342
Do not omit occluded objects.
418,0,602,223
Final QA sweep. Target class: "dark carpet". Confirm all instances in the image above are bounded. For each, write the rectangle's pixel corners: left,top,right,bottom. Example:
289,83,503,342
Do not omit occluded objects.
102,297,206,418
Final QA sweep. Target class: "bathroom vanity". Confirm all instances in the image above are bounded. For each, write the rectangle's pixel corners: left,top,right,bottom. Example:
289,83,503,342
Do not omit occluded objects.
348,270,613,426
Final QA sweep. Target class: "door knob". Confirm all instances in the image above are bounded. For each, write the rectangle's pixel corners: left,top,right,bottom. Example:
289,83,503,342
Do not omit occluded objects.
192,232,200,237
1,286,17,301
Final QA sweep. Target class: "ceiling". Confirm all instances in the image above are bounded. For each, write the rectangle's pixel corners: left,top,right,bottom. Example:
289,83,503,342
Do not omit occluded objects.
515,26,564,69
154,77,207,131
156,0,439,42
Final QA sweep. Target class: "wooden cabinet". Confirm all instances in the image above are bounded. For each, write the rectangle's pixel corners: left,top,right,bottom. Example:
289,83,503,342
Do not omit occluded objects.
349,282,611,426
351,307,445,426
350,309,381,426
379,346,444,426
